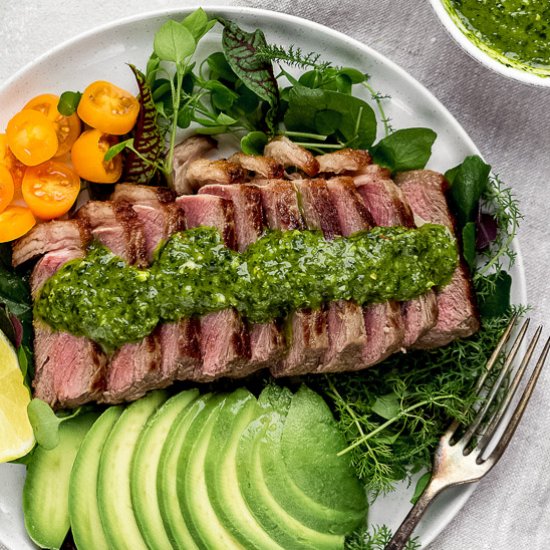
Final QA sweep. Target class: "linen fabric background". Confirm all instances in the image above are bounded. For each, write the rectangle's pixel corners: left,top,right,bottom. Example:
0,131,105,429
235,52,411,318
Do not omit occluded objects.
1,1,549,549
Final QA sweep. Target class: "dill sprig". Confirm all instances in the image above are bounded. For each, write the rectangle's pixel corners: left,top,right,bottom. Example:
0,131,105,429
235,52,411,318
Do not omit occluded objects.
256,43,334,71
345,525,420,550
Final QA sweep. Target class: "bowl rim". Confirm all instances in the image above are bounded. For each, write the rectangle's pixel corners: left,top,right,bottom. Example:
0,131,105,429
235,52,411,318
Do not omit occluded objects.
427,0,550,87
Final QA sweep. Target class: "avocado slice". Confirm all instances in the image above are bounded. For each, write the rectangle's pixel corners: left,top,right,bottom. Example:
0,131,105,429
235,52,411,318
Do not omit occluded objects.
279,385,367,520
130,389,199,550
157,393,212,549
69,406,123,550
261,385,367,535
97,390,167,550
237,388,344,550
176,393,247,549
204,388,282,550
23,411,99,550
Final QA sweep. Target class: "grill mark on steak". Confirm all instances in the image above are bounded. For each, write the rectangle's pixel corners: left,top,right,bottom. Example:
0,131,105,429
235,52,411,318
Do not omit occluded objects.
293,177,368,373
257,179,329,377
353,167,438,347
12,219,91,268
112,184,200,382
395,169,480,347
76,201,148,267
31,248,106,409
176,194,250,380
199,183,286,372
327,176,405,368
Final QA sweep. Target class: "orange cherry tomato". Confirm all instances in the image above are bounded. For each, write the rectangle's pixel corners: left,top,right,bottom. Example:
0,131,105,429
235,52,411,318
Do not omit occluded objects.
71,129,122,184
0,166,14,214
22,161,80,220
0,206,36,242
77,80,139,135
0,134,25,198
24,93,81,157
6,110,58,166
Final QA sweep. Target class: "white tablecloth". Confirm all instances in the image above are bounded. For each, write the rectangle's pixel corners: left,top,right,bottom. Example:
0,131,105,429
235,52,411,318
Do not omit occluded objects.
1,1,549,548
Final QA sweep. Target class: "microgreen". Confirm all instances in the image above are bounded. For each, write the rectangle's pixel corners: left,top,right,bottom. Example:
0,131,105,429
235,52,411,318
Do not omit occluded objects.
57,91,81,116
345,524,420,549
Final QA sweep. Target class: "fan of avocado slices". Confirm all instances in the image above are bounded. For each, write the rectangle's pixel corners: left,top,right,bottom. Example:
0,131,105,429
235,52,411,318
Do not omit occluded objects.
13,9,524,550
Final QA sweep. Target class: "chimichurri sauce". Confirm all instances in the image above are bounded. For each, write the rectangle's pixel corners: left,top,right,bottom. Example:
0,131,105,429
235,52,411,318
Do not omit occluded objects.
446,0,550,69
34,225,458,351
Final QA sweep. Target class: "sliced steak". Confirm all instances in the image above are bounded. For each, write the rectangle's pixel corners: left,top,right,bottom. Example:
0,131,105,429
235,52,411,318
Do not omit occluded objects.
228,153,284,180
12,219,90,268
354,166,438,347
76,201,147,267
293,177,368,373
176,194,250,379
183,159,245,191
199,184,285,371
172,135,217,195
78,201,166,401
112,184,182,262
264,136,319,177
257,180,329,377
395,169,480,347
327,176,405,367
316,148,371,175
32,247,105,409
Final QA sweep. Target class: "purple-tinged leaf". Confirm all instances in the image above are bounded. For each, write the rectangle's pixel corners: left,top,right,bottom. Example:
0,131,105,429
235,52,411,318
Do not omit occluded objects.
123,64,165,185
476,212,498,250
10,313,23,348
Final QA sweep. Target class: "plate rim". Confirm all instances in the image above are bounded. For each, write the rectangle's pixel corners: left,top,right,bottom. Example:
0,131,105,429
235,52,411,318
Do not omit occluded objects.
0,5,527,548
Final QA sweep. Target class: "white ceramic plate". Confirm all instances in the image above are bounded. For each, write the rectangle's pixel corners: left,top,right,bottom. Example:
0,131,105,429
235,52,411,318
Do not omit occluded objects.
0,6,526,549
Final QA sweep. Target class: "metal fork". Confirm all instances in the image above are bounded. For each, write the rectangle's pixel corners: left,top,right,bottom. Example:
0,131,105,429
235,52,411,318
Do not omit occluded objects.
386,316,550,550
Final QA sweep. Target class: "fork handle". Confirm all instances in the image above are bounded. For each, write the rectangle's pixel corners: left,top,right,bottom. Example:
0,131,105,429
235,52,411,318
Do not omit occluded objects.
385,480,443,550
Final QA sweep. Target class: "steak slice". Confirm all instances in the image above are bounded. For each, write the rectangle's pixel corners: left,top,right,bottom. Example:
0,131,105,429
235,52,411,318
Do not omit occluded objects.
293,178,368,373
199,184,285,371
316,149,371,175
327,176,405,367
172,135,217,195
228,153,284,180
111,184,181,262
78,201,166,401
76,201,147,267
258,180,329,376
176,194,250,379
12,219,90,268
183,159,245,191
32,248,105,409
354,166,438,347
264,136,319,177
395,169,480,347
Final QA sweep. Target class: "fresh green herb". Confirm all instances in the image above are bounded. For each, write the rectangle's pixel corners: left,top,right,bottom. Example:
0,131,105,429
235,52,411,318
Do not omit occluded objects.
218,17,279,133
345,524,420,550
476,271,513,318
57,91,81,116
461,221,477,270
240,130,268,155
370,128,437,172
26,399,89,450
410,472,431,505
104,138,134,163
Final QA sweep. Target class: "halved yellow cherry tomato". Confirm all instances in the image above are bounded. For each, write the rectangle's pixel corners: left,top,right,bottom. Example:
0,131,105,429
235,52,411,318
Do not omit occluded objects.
0,166,14,214
71,129,122,183
0,134,25,199
22,161,80,220
24,93,81,157
77,80,139,135
0,206,36,242
6,110,58,166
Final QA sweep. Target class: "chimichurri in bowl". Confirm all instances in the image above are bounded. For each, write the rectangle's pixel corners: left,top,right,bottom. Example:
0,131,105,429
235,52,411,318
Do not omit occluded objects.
429,0,550,85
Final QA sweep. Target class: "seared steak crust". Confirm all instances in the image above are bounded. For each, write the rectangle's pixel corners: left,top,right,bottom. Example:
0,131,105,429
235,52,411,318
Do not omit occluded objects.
264,136,319,177
172,135,217,195
316,149,371,175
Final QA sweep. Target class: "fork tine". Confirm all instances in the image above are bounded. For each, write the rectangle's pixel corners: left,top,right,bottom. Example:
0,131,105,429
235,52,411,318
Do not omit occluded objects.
477,326,542,451
482,335,550,466
460,317,530,448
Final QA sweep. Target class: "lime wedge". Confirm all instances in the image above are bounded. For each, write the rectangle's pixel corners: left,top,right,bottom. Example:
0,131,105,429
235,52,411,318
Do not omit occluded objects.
0,329,34,462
